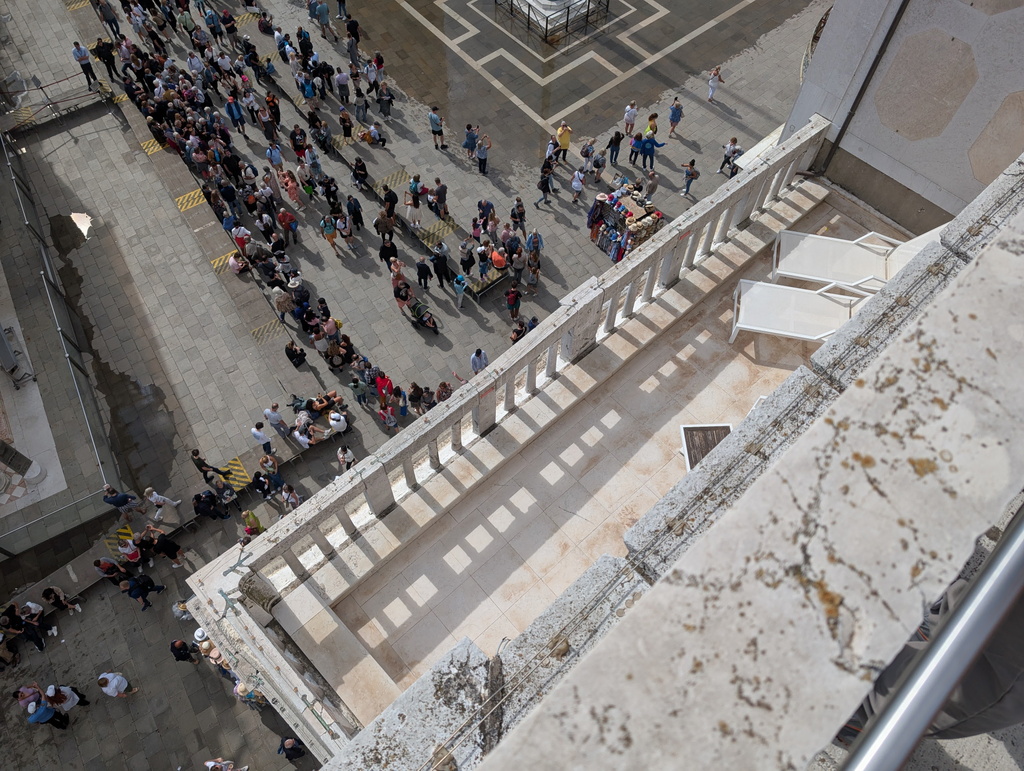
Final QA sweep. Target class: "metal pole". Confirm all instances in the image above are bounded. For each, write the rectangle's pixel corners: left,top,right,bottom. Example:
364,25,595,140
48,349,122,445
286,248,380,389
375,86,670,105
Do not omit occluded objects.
842,502,1024,771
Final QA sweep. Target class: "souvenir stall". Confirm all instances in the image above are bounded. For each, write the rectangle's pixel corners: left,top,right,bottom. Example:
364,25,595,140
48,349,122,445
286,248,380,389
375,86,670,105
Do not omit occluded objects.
586,177,665,263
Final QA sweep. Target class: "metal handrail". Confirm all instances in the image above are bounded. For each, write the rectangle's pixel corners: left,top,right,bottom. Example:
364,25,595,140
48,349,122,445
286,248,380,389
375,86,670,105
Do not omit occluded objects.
842,502,1024,771
0,489,108,540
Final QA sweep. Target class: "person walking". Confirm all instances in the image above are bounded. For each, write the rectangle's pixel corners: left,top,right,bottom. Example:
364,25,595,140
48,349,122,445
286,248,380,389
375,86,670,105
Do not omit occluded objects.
555,121,572,164
453,274,467,308
431,241,453,288
316,0,338,41
44,683,90,713
606,131,624,165
264,403,291,438
415,256,433,290
27,700,70,729
144,487,181,521
708,66,724,103
535,167,552,207
143,524,185,568
623,100,638,136
639,134,666,170
429,106,447,150
505,282,523,321
668,97,684,136
191,449,232,483
476,134,491,174
718,137,742,174
72,42,98,90
681,159,700,198
337,445,356,471
571,166,586,204
646,170,660,201
97,0,121,37
103,485,146,521
471,348,489,375
97,672,138,698
279,737,307,762
94,37,118,81
120,574,165,611
250,422,274,454
171,639,200,664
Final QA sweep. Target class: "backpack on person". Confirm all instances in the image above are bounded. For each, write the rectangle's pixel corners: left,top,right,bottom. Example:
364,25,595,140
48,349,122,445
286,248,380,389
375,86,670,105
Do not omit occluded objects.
136,574,156,592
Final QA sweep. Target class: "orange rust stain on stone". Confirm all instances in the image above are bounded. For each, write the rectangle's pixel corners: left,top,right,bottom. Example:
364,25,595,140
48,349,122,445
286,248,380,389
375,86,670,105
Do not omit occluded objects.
852,452,876,468
908,458,938,477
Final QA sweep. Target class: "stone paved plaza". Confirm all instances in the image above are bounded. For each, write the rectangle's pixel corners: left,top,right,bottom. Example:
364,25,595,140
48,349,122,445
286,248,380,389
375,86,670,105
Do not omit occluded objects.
0,0,826,766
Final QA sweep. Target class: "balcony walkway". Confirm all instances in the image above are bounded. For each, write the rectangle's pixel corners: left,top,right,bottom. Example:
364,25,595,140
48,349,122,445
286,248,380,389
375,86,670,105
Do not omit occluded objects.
326,197,902,707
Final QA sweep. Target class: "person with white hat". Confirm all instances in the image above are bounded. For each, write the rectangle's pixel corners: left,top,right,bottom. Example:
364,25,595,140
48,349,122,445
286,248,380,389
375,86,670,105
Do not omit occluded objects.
204,759,248,771
27,699,70,729
44,682,89,712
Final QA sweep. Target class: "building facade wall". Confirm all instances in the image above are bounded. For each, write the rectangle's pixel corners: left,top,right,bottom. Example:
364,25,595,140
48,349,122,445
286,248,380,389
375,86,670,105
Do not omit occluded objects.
785,0,1024,228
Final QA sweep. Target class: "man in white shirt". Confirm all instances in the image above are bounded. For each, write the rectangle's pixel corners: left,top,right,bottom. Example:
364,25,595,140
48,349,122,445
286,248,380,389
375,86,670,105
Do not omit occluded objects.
97,672,137,698
292,428,311,449
718,137,741,174
471,348,489,375
328,410,348,433
251,422,273,453
72,42,98,90
264,403,290,437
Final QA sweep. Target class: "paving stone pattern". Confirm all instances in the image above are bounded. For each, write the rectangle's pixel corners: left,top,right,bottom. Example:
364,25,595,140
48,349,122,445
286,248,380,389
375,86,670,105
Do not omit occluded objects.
0,0,826,766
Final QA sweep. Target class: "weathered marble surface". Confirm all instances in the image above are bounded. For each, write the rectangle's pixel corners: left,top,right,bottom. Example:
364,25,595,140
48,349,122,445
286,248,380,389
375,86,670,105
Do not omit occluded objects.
476,211,1024,770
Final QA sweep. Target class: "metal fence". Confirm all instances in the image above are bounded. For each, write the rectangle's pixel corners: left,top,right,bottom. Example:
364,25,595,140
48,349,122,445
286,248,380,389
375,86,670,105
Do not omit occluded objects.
497,0,610,43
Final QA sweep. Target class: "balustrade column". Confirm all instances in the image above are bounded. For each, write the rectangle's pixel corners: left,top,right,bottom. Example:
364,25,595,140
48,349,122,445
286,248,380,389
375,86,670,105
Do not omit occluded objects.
362,462,395,517
526,358,538,394
503,380,515,412
641,261,659,302
308,527,336,561
474,383,497,435
427,439,441,471
402,457,417,489
621,275,639,318
545,342,559,379
601,287,620,334
282,548,310,583
713,203,734,247
451,420,463,452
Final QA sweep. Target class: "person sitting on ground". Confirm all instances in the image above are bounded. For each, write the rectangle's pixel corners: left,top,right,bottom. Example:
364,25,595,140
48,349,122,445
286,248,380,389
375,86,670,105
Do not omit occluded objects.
285,340,307,368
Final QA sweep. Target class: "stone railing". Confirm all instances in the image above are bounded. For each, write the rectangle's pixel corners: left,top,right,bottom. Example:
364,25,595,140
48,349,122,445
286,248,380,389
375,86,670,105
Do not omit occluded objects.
186,113,831,763
243,113,831,594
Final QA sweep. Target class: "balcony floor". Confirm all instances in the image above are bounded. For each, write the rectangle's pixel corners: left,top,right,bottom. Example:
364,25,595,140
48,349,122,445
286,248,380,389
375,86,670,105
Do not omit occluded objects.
329,198,907,699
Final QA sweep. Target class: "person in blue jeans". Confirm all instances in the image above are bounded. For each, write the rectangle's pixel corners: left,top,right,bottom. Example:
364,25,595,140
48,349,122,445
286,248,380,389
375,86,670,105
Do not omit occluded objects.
668,97,684,136
639,135,665,169
681,159,700,198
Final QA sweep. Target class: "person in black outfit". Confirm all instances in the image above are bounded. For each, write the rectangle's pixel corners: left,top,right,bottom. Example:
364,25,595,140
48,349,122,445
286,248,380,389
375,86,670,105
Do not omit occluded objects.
382,184,398,218
94,37,118,81
278,736,307,762
193,491,229,520
378,239,397,269
170,639,199,664
415,257,433,290
191,449,231,483
120,574,165,611
1,604,45,652
252,472,274,500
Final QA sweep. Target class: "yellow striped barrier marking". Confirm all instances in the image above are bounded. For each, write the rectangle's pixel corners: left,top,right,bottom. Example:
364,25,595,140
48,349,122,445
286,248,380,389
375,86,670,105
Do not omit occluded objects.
251,319,286,346
140,138,166,155
175,189,205,212
210,252,234,275
103,525,135,557
222,457,252,486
